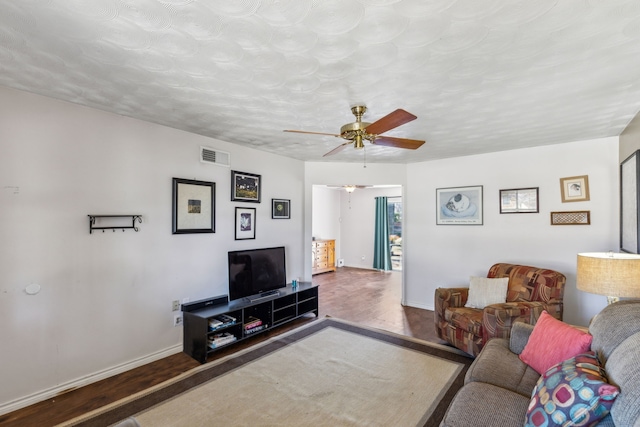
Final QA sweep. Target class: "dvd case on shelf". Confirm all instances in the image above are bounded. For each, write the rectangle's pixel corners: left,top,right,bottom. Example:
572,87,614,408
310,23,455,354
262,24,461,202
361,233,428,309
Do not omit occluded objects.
243,316,263,330
244,324,267,335
208,332,237,349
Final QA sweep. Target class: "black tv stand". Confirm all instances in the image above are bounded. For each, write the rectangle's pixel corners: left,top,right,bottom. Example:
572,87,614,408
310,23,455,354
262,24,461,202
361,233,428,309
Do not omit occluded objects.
182,282,319,363
248,289,280,302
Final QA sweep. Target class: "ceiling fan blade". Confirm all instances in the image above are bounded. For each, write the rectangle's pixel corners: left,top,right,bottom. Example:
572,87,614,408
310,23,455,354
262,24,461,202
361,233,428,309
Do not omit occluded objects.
364,109,417,135
284,130,341,137
372,136,425,150
323,141,351,157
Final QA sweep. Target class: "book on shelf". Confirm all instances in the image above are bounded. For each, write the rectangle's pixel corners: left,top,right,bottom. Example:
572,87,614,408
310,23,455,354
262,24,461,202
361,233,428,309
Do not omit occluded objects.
209,314,236,331
244,324,267,335
208,318,223,330
208,332,237,349
217,313,236,323
244,316,263,330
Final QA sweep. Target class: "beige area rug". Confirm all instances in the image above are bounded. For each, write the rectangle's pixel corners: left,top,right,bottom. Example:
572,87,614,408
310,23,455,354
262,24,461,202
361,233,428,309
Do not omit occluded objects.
61,318,473,427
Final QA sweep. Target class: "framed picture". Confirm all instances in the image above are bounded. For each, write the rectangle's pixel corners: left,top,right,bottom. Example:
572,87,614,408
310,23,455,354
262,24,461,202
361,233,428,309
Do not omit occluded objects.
272,199,290,219
172,178,215,234
560,175,590,202
550,211,591,225
235,207,256,240
231,170,261,203
436,185,483,225
499,187,539,214
621,150,640,253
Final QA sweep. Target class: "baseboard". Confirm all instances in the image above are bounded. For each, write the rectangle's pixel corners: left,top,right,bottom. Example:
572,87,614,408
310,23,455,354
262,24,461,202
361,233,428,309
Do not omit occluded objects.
0,344,183,416
342,266,384,271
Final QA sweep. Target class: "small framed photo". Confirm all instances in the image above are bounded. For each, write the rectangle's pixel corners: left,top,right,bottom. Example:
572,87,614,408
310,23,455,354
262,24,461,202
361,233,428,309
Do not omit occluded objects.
560,175,590,203
231,170,261,203
499,187,539,214
436,185,483,225
235,207,256,240
172,178,215,234
272,199,290,219
550,211,591,225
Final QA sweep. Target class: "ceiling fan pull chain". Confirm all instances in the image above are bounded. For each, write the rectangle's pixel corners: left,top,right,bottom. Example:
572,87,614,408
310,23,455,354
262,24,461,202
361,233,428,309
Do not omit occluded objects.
363,146,367,168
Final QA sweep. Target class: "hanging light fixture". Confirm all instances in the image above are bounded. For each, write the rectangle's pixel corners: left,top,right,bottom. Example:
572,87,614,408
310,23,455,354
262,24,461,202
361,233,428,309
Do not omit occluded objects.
343,185,356,210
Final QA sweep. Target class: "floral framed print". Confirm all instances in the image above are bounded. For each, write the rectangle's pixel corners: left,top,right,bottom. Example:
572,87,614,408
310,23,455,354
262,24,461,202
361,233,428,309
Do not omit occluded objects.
436,185,483,225
231,170,261,203
235,207,256,240
272,199,290,219
560,175,590,203
172,178,215,234
499,187,539,213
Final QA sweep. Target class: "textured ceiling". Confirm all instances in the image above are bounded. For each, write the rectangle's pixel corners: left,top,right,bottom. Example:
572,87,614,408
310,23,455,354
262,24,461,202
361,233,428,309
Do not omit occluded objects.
2,1,640,164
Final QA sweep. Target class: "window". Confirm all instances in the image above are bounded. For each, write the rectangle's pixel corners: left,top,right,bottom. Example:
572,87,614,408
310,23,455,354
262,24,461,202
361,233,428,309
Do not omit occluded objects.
388,201,402,270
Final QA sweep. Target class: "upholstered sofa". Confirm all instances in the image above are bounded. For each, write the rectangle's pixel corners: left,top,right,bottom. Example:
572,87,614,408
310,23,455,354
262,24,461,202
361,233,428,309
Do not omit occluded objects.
435,263,566,356
440,300,640,426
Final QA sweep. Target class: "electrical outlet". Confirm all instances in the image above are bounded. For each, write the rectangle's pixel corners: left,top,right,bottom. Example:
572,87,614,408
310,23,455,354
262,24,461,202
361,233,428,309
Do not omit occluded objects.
172,300,180,311
173,313,183,327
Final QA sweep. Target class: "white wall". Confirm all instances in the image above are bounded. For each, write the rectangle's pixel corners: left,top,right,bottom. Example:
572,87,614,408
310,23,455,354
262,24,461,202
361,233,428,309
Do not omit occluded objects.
404,137,619,326
0,87,305,412
311,185,341,250
339,187,402,268
305,140,619,326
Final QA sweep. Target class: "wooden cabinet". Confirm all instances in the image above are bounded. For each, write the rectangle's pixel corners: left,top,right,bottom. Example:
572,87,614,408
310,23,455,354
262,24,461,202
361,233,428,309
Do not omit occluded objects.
312,239,336,275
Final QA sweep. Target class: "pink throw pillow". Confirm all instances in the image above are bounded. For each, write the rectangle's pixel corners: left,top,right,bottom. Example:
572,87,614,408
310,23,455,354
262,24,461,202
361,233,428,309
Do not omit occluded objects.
519,311,592,374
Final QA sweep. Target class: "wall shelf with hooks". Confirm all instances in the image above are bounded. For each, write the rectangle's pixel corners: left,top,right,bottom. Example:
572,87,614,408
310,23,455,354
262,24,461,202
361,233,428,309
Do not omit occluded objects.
88,215,142,234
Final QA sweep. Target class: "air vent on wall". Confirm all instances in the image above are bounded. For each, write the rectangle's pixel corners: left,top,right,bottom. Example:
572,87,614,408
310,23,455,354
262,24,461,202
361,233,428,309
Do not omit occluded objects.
200,146,230,167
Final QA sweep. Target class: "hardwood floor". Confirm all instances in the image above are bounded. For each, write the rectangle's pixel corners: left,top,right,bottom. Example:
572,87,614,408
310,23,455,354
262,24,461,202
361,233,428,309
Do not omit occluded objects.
316,267,442,342
1,267,443,427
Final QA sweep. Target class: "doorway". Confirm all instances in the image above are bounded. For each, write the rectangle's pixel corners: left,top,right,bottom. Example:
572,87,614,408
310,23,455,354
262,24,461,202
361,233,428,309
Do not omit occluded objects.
388,198,402,271
311,184,404,277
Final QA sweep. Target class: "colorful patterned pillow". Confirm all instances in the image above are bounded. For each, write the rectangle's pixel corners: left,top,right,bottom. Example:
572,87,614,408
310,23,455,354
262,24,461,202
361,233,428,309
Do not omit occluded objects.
519,310,592,374
524,352,619,427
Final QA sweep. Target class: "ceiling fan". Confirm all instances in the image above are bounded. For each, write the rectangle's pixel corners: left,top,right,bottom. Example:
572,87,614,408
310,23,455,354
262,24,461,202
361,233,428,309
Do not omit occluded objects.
284,105,425,157
327,184,371,193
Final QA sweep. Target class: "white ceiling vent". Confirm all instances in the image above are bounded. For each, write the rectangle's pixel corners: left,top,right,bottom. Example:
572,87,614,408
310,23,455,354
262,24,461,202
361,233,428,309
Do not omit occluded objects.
200,146,230,167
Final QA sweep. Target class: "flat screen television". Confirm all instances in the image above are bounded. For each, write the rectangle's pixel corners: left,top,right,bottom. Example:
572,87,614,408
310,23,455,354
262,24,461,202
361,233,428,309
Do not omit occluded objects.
228,246,286,301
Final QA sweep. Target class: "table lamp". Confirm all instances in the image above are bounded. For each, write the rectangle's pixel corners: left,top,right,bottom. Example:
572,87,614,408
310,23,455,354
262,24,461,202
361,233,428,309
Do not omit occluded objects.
577,252,640,304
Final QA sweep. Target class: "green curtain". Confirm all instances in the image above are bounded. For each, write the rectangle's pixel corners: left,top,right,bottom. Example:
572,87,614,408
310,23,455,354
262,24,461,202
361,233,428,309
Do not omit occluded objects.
373,196,392,271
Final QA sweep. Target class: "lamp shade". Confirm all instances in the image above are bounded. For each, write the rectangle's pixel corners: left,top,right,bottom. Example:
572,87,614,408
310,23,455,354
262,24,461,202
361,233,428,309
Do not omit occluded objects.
577,252,640,298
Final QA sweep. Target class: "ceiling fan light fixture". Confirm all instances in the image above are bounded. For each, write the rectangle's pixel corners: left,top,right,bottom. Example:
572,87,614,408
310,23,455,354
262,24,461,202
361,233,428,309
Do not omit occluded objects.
344,185,356,193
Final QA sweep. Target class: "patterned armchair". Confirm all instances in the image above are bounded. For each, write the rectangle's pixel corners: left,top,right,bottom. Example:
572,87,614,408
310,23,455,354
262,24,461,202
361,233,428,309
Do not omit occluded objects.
434,263,566,357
